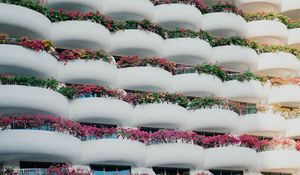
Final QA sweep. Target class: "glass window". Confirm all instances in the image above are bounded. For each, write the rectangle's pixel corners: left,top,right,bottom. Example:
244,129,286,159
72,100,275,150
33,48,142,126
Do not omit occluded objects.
140,127,163,133
262,172,291,175
153,167,189,175
209,170,243,175
196,131,226,137
90,165,131,175
19,161,63,169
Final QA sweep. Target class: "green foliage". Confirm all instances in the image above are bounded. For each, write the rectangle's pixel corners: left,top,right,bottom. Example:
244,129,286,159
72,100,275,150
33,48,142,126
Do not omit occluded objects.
195,64,229,81
187,97,226,110
57,86,76,99
0,75,59,90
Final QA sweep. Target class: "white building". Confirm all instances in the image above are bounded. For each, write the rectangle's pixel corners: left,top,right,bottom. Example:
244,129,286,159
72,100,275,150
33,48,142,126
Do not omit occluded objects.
1,0,300,175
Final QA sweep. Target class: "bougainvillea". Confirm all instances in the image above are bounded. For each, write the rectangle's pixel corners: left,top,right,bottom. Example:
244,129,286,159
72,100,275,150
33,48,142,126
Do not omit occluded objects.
0,33,54,52
58,49,112,63
117,56,177,74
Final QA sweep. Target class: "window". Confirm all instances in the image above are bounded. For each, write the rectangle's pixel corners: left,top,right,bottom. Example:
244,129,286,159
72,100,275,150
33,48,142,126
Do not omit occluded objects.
262,172,291,175
140,127,163,133
196,131,226,137
153,167,189,175
19,161,63,169
209,170,243,175
90,165,131,175
80,122,117,128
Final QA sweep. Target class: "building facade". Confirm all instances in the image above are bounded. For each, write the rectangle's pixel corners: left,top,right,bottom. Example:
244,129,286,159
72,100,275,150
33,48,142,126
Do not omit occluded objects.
1,0,300,175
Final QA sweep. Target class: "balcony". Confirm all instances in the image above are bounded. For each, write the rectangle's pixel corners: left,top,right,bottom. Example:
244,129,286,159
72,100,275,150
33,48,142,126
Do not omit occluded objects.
52,21,111,49
110,30,164,57
0,3,51,39
117,67,173,92
212,45,258,72
0,85,69,116
173,73,223,97
238,113,286,137
57,60,118,88
268,85,300,108
281,0,300,20
222,80,267,104
146,143,204,168
0,44,58,78
82,139,146,166
45,0,102,13
288,28,300,49
203,146,258,170
186,109,239,133
153,4,202,30
69,98,132,126
131,103,187,129
163,38,212,66
0,130,81,163
236,0,282,13
285,118,300,138
256,52,299,78
259,150,300,172
246,20,288,45
202,12,247,37
99,0,154,20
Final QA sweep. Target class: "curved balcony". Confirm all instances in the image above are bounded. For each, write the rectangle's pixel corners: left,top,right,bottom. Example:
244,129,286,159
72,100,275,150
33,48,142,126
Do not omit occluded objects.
236,0,281,13
222,80,267,104
117,67,173,92
246,20,288,45
288,28,300,49
69,98,132,126
202,12,247,37
0,44,58,78
110,30,164,57
131,103,187,129
256,52,299,78
173,73,223,97
0,130,81,163
212,45,258,72
238,113,286,137
57,60,118,88
153,4,202,30
259,150,300,172
45,0,102,12
285,118,300,138
0,3,51,39
268,85,300,108
203,146,258,170
146,143,204,168
82,139,146,166
281,0,300,20
99,0,154,20
0,85,69,117
163,38,212,66
52,21,111,49
186,109,239,133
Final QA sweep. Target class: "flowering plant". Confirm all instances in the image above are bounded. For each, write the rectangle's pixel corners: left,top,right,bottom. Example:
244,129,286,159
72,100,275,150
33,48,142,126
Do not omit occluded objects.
58,84,124,99
58,49,112,63
272,104,300,119
243,12,300,29
259,138,300,152
202,134,261,150
149,129,202,144
0,33,54,52
45,164,92,175
150,0,241,15
117,56,177,74
123,92,189,107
